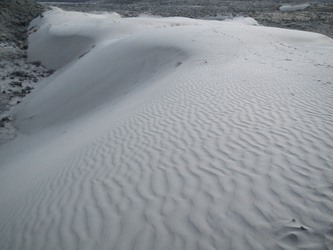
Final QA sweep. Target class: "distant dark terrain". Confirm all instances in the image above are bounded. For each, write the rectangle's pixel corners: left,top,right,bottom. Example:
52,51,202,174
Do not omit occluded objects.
38,0,333,38
0,0,43,44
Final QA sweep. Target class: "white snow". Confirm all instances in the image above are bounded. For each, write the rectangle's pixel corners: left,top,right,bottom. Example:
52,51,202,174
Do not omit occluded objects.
1,7,333,250
279,3,311,12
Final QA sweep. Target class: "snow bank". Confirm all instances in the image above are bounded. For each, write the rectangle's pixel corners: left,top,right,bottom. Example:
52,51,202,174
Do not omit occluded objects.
279,3,310,12
225,16,259,26
1,8,333,250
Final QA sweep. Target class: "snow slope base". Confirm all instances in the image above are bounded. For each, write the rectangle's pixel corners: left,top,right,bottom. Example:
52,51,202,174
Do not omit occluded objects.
1,8,333,250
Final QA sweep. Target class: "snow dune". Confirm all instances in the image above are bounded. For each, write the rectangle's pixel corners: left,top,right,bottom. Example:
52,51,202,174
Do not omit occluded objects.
1,8,333,250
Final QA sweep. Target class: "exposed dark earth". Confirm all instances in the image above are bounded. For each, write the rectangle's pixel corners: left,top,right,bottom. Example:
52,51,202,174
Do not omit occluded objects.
0,0,47,143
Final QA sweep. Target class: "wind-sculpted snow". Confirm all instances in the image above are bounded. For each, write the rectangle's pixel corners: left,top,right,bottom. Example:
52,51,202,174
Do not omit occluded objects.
0,8,333,250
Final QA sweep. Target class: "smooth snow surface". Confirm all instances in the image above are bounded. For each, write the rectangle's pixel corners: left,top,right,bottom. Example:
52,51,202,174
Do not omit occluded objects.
279,3,311,12
1,8,333,250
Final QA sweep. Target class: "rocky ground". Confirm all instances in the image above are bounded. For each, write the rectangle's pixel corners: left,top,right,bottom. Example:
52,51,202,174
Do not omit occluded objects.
0,0,44,44
0,42,53,144
0,0,49,143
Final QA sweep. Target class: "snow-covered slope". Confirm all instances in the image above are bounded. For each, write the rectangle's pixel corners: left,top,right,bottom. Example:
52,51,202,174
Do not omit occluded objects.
0,8,333,250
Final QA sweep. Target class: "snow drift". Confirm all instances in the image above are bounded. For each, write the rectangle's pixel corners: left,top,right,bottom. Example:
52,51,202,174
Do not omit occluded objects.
279,3,311,12
1,7,333,250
